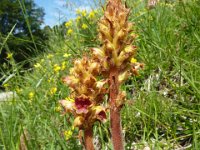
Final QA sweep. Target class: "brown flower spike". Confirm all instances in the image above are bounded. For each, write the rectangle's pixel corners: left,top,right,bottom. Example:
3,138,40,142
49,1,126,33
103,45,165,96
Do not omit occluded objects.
60,57,107,150
91,0,143,149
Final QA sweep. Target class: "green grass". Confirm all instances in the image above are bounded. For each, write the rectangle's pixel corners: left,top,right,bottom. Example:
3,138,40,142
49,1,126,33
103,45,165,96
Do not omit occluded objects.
0,0,200,149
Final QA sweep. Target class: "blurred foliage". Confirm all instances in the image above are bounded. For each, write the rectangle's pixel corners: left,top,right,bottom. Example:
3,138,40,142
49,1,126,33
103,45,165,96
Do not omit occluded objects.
0,0,46,68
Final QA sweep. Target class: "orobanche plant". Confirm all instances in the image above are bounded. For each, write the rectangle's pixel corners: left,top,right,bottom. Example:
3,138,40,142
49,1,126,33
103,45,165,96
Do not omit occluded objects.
60,0,143,150
60,57,107,150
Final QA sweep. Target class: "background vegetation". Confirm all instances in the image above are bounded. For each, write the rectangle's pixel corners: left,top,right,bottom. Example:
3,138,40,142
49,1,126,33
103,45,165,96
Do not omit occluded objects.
0,0,200,149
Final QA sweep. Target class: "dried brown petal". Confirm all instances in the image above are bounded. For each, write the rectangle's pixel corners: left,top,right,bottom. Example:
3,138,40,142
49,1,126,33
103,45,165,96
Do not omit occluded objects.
116,91,127,107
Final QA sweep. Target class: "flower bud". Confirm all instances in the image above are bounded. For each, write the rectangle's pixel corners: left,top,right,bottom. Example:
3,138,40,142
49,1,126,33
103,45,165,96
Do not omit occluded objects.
96,80,108,89
113,29,126,48
99,24,112,41
88,61,100,75
118,71,130,84
74,116,85,128
124,45,137,54
104,40,115,53
91,48,105,60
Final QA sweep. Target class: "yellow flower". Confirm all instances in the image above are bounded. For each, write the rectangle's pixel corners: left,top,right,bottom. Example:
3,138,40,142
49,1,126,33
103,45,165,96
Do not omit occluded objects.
50,87,57,95
47,54,53,59
131,58,137,63
67,29,73,35
16,88,22,94
40,59,44,63
82,23,88,29
64,130,73,140
65,20,72,28
81,10,87,16
89,11,95,19
55,105,61,112
71,126,75,130
6,53,13,59
48,77,54,83
65,97,74,102
76,9,86,16
63,53,71,58
34,63,42,68
29,92,34,99
76,9,81,15
61,62,66,70
3,83,9,88
69,68,74,74
76,16,81,22
53,64,61,73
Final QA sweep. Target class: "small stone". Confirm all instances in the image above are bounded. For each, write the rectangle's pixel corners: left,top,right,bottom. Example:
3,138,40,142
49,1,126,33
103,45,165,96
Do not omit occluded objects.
143,146,151,150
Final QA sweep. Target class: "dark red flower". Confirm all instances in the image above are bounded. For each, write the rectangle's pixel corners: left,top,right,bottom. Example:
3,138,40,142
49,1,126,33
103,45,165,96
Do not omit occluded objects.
75,96,92,114
97,110,107,122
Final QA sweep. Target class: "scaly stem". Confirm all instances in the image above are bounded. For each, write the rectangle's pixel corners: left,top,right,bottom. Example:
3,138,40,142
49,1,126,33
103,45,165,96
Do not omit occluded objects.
84,127,95,150
109,67,124,150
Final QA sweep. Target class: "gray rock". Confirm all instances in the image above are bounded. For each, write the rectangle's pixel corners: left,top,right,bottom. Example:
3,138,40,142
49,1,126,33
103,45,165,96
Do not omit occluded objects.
0,91,16,101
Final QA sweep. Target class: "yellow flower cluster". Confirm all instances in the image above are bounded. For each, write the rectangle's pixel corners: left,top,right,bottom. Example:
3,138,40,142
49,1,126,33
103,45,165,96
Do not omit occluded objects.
6,53,13,59
50,87,57,95
76,9,86,16
81,23,88,29
65,20,74,35
76,16,81,22
34,63,42,68
61,62,66,70
53,64,61,73
88,10,95,19
64,127,74,140
64,9,99,37
63,53,71,58
55,105,62,112
3,83,9,88
47,54,53,59
29,92,34,101
65,20,72,28
131,58,137,64
67,29,73,35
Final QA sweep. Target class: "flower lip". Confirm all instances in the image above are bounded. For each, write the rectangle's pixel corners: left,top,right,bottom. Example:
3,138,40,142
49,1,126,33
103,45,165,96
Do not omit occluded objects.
97,110,107,122
92,106,107,122
75,95,92,114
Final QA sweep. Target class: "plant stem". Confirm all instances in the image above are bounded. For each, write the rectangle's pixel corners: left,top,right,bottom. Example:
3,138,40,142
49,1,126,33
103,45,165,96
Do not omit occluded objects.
84,127,95,150
109,67,124,150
